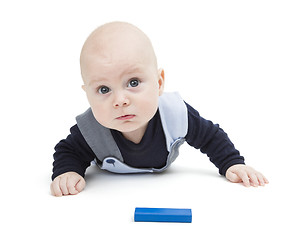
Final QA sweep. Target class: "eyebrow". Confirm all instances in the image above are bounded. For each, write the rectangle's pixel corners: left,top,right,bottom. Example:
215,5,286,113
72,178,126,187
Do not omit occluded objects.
88,78,108,87
87,66,143,87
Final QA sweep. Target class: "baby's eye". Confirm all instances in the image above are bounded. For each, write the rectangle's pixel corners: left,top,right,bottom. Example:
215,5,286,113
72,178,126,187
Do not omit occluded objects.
127,78,140,88
98,86,111,94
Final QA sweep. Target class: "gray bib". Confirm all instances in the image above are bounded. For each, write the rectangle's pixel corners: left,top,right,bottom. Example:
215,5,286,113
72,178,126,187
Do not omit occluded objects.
76,92,188,174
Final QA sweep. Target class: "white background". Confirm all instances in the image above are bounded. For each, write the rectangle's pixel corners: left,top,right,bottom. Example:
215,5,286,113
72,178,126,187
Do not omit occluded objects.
1,0,301,239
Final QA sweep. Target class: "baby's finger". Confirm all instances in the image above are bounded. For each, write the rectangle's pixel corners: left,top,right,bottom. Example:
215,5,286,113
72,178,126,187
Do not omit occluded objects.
248,173,259,187
75,178,86,192
59,176,69,195
263,176,269,184
67,176,79,195
51,178,63,197
258,172,269,186
255,172,265,186
237,171,251,187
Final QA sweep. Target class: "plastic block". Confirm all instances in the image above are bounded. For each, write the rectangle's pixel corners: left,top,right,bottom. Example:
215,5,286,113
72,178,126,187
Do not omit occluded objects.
134,207,192,223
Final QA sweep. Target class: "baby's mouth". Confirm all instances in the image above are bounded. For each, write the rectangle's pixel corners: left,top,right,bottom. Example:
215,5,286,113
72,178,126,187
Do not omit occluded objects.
116,114,135,120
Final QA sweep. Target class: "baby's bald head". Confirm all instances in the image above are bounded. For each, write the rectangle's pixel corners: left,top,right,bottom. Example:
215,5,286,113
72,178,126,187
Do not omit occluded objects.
78,22,165,140
80,22,158,83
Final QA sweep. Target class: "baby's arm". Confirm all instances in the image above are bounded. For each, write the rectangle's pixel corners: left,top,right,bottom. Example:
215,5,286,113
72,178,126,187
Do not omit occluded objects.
226,164,269,187
184,103,269,187
51,172,86,197
51,125,96,196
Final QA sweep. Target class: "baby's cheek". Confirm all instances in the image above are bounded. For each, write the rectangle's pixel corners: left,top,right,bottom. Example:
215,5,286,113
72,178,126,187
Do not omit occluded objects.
141,102,158,120
92,108,110,125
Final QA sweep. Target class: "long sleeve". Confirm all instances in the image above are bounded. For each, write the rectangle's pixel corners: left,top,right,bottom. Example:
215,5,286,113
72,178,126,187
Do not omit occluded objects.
52,125,96,180
185,102,245,176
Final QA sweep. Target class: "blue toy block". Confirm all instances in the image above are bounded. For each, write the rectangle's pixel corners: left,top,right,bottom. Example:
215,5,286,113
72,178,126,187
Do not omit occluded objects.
134,207,192,223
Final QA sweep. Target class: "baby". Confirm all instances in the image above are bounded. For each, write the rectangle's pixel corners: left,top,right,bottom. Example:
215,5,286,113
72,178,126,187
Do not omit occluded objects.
51,22,268,197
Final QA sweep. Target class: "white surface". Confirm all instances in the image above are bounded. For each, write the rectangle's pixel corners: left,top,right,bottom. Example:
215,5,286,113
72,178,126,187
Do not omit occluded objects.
1,1,301,239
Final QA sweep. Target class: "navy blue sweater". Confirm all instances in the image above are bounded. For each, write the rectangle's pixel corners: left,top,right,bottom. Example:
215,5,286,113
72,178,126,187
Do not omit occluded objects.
52,102,244,180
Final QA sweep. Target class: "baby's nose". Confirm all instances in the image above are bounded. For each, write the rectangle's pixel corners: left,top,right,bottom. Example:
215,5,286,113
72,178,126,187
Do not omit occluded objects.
113,92,130,108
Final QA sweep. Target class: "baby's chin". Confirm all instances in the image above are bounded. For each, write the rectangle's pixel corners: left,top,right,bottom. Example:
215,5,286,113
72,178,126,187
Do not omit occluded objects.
112,124,145,133
98,121,142,133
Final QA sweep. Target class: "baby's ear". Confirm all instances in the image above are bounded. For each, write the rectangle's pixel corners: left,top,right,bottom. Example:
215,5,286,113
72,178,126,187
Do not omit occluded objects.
158,68,165,95
81,85,86,92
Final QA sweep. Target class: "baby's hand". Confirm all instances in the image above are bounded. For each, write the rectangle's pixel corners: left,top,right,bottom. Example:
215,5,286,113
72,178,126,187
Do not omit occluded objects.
50,172,86,197
226,164,269,187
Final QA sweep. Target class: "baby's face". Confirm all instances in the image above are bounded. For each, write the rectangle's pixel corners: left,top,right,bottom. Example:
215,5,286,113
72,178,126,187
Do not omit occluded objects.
81,24,164,138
